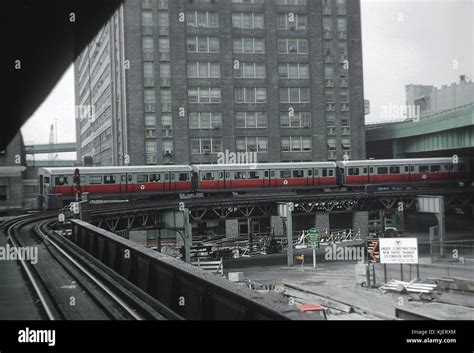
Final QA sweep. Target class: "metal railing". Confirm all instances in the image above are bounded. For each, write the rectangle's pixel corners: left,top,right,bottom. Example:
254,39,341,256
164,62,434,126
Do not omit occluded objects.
70,219,296,320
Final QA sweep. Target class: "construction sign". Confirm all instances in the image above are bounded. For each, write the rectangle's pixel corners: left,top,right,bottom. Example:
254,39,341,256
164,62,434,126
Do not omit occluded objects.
367,238,380,263
307,228,320,249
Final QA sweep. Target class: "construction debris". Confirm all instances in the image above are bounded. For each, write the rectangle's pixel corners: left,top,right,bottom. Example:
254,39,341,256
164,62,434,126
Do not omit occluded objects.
380,279,438,294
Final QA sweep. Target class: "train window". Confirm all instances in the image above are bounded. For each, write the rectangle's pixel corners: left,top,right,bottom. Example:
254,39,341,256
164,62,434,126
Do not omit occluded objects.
121,175,126,182
419,165,429,173
44,177,50,184
430,165,441,172
328,170,334,177
137,174,149,183
389,166,400,174
348,168,359,176
150,174,160,182
404,166,409,173
55,176,69,186
225,172,230,178
104,175,116,184
165,174,169,181
249,171,260,179
369,167,373,173
410,166,415,172
80,176,86,184
444,164,451,171
314,169,319,176
202,172,214,181
271,170,275,177
89,176,102,184
264,171,269,177
363,168,368,174
280,170,291,178
293,170,304,178
171,174,175,180
128,175,133,182
308,170,312,176
217,172,224,179
377,167,388,175
322,169,327,177
234,172,247,180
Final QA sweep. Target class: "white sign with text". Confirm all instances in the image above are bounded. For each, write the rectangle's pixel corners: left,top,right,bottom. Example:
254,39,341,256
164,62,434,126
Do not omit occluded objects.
379,238,418,264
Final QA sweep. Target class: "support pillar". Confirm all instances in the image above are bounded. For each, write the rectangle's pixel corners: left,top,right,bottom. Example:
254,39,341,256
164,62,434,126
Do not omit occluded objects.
315,213,329,232
270,216,284,236
353,211,368,239
225,219,239,238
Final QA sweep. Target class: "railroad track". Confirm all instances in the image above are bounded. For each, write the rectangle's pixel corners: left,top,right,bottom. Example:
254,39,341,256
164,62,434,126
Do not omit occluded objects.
1,212,182,320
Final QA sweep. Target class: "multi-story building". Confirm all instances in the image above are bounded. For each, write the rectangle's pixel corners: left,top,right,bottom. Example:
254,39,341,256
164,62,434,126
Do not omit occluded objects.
74,0,365,166
406,75,474,119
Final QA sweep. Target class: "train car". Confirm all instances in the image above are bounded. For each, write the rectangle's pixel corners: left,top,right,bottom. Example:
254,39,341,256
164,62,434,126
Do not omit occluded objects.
336,157,470,188
38,165,193,207
191,162,338,193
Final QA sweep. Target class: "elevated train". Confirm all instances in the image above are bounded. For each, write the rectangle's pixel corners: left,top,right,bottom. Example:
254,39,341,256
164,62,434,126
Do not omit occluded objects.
38,157,471,209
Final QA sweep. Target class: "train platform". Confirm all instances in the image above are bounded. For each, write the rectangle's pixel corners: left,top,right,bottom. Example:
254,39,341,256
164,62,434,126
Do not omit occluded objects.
0,231,40,319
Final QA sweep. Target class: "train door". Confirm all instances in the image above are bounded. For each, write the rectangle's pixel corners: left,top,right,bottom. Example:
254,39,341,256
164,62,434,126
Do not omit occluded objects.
169,172,176,192
263,170,271,188
120,174,127,193
217,170,225,189
269,170,277,188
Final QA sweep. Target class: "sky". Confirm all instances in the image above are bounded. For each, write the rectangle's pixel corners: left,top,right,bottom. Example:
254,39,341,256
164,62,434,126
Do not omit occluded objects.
21,0,474,154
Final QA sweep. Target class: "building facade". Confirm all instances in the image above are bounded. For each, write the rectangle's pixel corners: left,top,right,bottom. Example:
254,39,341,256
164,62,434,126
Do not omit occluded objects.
74,0,365,166
405,75,474,119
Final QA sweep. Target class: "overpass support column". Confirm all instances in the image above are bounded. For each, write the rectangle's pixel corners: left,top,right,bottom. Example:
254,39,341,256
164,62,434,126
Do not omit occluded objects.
225,219,239,238
270,216,284,236
315,213,329,232
353,211,368,239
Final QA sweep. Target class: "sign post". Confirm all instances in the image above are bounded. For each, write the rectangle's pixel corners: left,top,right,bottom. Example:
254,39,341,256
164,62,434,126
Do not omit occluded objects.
307,228,320,268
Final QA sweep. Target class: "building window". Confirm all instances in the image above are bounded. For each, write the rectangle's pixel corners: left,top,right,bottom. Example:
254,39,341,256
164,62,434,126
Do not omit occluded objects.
158,38,170,52
279,87,310,103
188,87,221,103
281,136,312,152
277,38,308,54
146,140,157,154
189,112,222,129
232,12,265,29
186,11,219,28
278,63,309,79
142,11,153,26
187,62,221,78
236,137,268,152
143,62,154,79
187,36,220,53
161,113,172,129
234,62,266,78
234,87,266,103
235,112,267,128
233,37,265,53
161,88,171,104
337,18,347,32
157,10,169,26
162,139,173,154
280,112,310,128
340,89,349,102
145,114,156,138
276,0,307,4
324,65,334,78
191,138,223,154
144,88,155,103
277,13,307,30
160,63,171,79
143,37,154,52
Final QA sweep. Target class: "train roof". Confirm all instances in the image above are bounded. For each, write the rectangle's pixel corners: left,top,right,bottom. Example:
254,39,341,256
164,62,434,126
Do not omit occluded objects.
337,157,462,167
38,165,193,175
191,162,337,171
